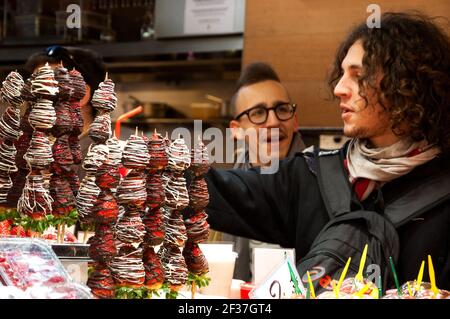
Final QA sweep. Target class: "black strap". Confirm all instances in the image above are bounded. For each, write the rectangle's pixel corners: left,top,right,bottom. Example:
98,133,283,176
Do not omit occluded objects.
385,169,450,227
316,148,450,226
315,147,351,219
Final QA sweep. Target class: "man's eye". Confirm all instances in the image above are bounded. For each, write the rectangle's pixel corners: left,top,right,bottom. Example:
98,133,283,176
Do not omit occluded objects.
277,104,291,113
251,108,266,116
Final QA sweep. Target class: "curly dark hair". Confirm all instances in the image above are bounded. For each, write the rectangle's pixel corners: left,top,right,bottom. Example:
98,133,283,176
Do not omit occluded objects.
328,12,450,154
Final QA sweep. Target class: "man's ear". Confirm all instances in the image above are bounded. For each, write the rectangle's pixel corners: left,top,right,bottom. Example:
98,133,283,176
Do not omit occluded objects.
80,84,91,107
230,120,243,140
293,112,299,128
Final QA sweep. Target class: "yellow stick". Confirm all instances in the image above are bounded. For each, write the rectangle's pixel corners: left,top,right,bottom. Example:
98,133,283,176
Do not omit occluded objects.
355,244,368,282
407,282,413,297
416,260,425,292
428,255,439,296
332,280,338,299
336,257,352,295
306,271,316,299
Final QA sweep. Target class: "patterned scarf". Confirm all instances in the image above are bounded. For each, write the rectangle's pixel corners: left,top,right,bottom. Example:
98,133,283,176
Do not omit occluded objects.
345,138,441,201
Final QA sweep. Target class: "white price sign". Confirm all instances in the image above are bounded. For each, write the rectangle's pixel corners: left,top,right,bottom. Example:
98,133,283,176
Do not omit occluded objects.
184,0,235,35
249,256,305,299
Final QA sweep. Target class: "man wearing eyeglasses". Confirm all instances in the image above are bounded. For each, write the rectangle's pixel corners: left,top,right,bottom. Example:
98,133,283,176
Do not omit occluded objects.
221,62,305,282
229,62,305,170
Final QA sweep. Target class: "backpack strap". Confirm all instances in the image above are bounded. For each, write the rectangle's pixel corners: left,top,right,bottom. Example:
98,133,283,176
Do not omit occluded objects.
385,167,450,227
314,147,352,219
316,146,450,226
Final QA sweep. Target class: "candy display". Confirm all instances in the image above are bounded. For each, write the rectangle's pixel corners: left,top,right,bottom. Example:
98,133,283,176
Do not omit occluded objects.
183,138,211,289
68,134,82,165
52,135,74,170
109,244,145,288
1,71,24,108
53,65,72,100
166,137,191,172
49,176,75,217
164,209,187,247
68,69,86,101
17,174,53,220
23,131,54,169
76,176,100,224
116,170,146,208
190,137,210,177
95,164,121,189
0,73,25,205
158,243,188,291
52,101,73,137
0,173,12,203
148,130,168,172
142,245,164,290
82,144,109,173
115,210,145,243
28,99,57,130
88,112,111,144
157,136,192,292
91,77,117,112
69,101,84,135
87,225,117,263
184,211,210,244
122,133,150,169
105,136,123,167
21,76,35,102
146,173,165,210
0,106,22,141
86,263,115,299
0,140,18,173
93,191,119,225
84,76,120,298
188,178,209,211
31,63,59,99
183,241,209,275
163,172,190,210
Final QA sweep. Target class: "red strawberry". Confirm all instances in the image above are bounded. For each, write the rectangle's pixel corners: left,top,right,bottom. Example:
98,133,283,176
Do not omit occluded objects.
0,220,11,236
10,226,26,237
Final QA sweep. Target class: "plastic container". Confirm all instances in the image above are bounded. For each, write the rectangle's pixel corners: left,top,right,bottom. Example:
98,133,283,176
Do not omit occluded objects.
25,282,92,299
0,238,72,290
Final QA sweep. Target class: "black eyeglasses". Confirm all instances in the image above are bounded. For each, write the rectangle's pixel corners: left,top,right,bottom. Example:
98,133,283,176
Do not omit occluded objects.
45,45,86,75
235,103,297,125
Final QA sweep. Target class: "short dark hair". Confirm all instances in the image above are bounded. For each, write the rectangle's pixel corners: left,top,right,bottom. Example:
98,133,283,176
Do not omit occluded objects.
230,62,281,116
328,11,450,154
24,46,106,101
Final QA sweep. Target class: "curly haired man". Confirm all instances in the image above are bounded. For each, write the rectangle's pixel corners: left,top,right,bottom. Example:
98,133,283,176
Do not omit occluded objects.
202,12,450,291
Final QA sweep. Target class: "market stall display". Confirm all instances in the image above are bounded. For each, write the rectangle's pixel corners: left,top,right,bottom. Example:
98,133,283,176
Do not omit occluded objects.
0,237,91,298
83,76,120,299
184,137,211,297
158,136,190,297
0,71,24,203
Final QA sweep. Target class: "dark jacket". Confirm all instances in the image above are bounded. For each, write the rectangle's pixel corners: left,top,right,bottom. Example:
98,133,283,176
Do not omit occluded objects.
222,129,306,281
205,145,450,289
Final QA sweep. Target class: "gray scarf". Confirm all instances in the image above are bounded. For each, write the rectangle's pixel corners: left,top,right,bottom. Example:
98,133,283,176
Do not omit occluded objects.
346,138,441,200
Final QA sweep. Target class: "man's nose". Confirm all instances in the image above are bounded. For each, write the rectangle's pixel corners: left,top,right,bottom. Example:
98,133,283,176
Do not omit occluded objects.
264,109,280,128
334,76,351,99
